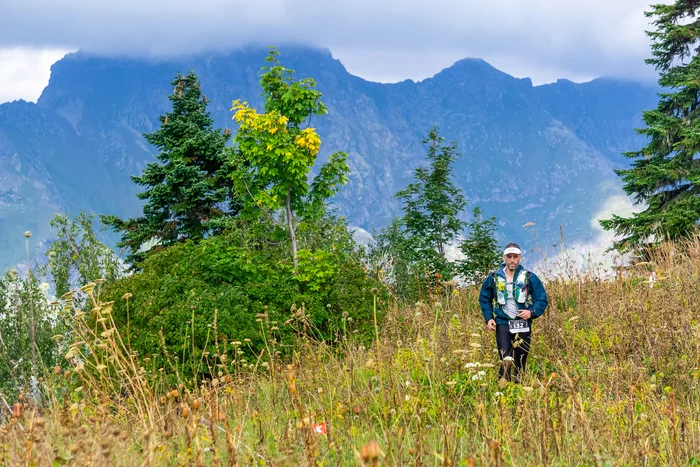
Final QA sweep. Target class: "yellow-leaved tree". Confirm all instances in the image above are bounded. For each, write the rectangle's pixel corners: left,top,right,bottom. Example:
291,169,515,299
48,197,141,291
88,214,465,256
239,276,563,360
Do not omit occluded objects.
230,47,349,269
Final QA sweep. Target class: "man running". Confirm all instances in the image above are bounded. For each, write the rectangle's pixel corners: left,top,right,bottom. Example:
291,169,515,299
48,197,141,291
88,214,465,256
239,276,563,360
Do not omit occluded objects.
478,243,548,382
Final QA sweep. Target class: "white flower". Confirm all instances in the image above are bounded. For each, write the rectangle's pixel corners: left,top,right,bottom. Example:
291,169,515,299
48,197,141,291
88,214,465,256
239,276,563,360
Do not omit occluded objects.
471,374,483,381
465,362,478,369
494,392,504,397
405,394,411,401
477,371,486,376
503,356,514,362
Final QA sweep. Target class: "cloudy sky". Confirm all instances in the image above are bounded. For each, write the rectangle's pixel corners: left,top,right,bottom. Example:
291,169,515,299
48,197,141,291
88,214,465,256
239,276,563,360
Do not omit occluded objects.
0,0,661,104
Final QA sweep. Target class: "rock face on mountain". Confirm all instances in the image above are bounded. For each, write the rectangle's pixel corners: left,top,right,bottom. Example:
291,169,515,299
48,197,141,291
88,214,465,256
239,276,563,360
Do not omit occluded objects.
0,45,659,269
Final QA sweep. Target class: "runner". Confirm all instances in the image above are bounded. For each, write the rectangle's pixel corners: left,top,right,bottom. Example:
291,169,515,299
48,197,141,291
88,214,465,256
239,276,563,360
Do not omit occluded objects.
478,243,548,382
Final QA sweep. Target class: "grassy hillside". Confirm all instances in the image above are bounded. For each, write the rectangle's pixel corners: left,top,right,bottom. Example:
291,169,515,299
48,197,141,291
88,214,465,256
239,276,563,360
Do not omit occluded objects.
1,240,699,466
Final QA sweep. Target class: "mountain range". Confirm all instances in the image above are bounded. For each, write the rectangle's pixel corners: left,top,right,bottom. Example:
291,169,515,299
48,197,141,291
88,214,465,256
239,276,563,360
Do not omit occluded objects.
0,45,660,270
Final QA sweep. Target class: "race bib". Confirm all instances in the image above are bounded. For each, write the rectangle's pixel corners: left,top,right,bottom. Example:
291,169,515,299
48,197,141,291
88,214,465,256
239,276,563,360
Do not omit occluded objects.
508,319,530,334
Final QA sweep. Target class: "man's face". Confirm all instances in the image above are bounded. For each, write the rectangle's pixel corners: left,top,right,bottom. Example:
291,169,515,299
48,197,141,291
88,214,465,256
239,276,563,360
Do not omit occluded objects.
503,253,521,271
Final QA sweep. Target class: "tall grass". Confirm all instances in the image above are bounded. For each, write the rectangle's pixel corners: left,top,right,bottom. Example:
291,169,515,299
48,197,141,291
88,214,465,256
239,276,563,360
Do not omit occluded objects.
1,238,699,466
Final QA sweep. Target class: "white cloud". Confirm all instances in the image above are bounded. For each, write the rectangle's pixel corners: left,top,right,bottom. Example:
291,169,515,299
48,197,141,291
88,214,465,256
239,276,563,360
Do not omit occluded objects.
532,194,640,280
0,0,662,89
0,47,74,103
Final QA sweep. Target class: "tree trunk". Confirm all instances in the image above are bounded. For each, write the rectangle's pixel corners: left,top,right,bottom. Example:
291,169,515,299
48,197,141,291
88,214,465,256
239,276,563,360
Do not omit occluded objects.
286,189,299,269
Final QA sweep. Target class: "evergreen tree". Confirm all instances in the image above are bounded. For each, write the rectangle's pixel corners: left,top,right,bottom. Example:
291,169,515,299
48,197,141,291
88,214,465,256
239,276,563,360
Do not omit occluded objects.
600,1,700,250
395,126,467,279
103,71,235,265
458,206,501,284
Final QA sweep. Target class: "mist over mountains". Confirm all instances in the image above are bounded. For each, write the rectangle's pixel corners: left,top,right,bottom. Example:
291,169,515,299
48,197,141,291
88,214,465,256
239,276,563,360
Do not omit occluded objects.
0,45,659,270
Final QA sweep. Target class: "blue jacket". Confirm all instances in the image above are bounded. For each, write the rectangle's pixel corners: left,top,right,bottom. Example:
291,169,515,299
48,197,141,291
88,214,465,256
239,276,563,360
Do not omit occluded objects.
478,264,548,325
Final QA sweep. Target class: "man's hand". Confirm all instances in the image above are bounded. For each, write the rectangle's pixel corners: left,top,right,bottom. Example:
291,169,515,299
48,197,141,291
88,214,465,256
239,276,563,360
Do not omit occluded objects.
517,309,532,320
486,319,496,331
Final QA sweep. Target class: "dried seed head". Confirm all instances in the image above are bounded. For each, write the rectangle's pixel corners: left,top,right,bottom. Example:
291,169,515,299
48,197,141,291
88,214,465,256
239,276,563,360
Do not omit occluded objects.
360,441,383,461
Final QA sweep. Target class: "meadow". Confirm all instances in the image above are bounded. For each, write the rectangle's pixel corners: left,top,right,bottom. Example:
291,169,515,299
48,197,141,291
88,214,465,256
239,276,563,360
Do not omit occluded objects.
1,239,698,466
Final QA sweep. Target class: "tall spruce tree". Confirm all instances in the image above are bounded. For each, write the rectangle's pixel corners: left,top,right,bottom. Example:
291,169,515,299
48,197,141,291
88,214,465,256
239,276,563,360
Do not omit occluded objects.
103,71,234,265
394,126,467,280
600,1,700,250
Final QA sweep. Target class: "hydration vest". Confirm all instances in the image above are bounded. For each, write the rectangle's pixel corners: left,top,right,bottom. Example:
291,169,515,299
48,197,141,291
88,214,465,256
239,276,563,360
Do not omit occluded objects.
492,269,532,306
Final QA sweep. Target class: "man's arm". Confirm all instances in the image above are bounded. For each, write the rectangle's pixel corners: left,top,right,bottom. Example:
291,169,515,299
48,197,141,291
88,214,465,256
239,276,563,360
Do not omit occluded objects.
529,272,548,318
478,275,495,324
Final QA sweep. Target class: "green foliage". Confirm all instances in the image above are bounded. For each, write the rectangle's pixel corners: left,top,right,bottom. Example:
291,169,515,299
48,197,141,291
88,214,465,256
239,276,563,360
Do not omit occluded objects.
600,1,700,250
396,127,467,263
0,271,65,401
230,47,349,268
103,216,385,379
102,71,235,266
458,207,501,284
372,127,467,301
46,211,122,297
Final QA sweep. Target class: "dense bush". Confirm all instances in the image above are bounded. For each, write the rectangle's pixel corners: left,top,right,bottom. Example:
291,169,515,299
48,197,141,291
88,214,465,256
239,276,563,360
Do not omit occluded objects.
103,217,387,378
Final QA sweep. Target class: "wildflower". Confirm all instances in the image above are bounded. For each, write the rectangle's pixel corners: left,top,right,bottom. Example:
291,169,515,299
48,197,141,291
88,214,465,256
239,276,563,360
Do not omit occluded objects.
494,391,504,397
471,374,483,381
465,362,478,369
80,282,96,295
101,301,114,314
477,371,486,377
503,356,514,363
405,394,411,401
122,293,133,300
61,290,75,300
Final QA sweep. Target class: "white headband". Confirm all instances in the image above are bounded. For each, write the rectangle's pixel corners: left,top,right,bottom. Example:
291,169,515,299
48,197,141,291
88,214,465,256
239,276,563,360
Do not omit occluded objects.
503,247,521,255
